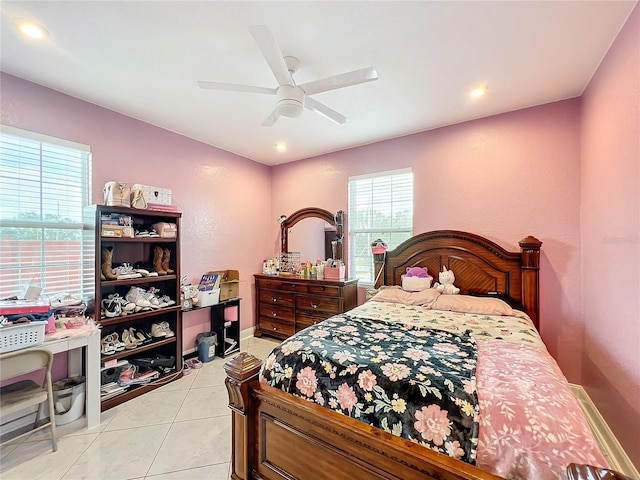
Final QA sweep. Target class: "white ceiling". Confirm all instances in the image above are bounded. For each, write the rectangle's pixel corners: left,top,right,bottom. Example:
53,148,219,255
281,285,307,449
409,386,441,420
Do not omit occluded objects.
0,1,636,166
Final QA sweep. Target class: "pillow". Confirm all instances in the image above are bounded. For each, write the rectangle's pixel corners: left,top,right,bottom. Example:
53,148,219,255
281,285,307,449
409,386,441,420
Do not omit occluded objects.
432,294,519,316
401,275,433,292
370,287,440,307
467,292,527,312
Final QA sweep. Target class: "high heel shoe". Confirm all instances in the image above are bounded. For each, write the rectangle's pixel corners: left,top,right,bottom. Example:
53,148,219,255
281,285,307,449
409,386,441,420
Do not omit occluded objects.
122,328,139,350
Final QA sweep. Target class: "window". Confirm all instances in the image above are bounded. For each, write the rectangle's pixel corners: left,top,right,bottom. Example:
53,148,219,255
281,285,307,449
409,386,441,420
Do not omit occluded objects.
0,126,92,300
348,168,413,284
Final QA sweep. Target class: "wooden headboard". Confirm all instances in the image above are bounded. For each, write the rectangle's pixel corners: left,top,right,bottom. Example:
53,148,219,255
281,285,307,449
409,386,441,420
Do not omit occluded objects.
373,230,542,328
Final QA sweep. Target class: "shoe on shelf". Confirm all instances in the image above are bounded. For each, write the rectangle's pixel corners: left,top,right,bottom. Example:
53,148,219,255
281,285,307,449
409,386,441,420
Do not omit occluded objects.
122,328,139,349
143,287,161,309
101,336,116,355
158,295,176,307
131,327,152,345
159,321,175,337
118,365,137,385
112,263,142,280
151,323,167,338
101,297,122,318
109,332,126,352
125,286,152,309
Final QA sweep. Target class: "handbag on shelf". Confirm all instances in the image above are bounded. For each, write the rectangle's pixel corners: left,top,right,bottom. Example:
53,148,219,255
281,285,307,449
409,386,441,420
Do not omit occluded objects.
130,189,148,209
103,181,131,207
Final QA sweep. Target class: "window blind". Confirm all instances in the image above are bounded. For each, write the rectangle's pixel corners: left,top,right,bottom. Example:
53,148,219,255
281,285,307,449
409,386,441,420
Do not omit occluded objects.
348,168,413,284
0,125,92,300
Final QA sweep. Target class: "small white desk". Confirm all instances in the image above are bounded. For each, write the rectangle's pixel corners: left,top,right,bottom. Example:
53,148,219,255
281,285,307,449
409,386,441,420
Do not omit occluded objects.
42,332,100,429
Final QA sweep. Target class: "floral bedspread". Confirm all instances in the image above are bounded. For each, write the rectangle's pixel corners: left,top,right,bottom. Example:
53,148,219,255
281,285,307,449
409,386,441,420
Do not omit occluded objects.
349,301,545,348
260,314,480,464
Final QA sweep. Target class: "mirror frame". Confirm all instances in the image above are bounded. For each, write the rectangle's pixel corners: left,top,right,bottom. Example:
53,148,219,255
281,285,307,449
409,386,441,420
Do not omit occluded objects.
280,207,344,261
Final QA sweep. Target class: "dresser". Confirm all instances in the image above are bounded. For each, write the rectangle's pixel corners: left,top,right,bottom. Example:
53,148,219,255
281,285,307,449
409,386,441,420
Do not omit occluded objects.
254,274,358,340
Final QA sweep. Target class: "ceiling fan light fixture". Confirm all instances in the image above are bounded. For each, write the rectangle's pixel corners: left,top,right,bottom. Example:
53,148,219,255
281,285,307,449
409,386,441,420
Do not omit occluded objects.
277,99,303,118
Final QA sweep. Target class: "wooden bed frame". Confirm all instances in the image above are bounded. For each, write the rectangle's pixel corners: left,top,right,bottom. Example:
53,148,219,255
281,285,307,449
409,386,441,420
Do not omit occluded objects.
224,230,542,480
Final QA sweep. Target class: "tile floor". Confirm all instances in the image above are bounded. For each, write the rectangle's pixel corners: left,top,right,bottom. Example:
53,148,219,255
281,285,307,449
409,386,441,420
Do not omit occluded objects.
0,336,281,480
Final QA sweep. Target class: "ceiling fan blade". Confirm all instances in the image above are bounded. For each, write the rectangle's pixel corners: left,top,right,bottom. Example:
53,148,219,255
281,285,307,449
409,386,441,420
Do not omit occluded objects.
262,108,280,127
304,97,348,125
299,67,379,96
197,81,276,95
249,25,294,87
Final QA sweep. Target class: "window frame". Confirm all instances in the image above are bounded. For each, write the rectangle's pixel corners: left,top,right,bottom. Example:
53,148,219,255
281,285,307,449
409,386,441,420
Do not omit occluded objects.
348,168,413,285
0,125,93,300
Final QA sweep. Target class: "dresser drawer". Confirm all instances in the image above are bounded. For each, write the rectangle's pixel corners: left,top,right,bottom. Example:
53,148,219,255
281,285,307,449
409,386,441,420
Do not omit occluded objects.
256,277,308,293
258,302,294,322
259,289,295,308
259,318,295,338
296,311,330,331
307,284,340,297
295,294,341,315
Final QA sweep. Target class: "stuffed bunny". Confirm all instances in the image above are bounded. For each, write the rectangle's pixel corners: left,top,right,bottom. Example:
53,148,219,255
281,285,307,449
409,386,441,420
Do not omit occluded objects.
433,266,460,295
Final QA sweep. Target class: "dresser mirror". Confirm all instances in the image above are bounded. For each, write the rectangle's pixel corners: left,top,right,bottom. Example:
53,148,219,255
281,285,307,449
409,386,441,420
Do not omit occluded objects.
280,207,344,263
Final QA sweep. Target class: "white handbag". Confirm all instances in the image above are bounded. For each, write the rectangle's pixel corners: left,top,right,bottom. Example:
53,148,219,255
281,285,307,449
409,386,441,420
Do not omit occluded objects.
103,182,131,207
130,189,148,209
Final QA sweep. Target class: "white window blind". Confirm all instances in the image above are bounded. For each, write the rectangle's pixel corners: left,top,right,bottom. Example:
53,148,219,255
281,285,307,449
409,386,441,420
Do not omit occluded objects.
348,168,413,284
0,125,93,300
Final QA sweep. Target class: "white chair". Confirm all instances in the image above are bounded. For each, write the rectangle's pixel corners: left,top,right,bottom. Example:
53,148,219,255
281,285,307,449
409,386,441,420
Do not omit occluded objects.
0,348,58,452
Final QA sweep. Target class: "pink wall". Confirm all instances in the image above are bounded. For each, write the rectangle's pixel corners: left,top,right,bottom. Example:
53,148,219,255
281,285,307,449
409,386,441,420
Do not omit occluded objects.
273,99,584,380
1,72,273,352
580,3,640,466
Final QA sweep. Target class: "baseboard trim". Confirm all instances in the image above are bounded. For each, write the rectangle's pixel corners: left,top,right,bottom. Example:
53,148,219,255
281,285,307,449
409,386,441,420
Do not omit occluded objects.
240,326,254,342
570,384,639,478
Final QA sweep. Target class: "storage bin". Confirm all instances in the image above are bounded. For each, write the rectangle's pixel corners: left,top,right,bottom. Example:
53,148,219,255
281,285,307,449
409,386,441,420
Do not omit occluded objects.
0,321,46,353
324,265,346,280
196,331,217,363
208,270,240,301
131,184,172,206
198,289,220,307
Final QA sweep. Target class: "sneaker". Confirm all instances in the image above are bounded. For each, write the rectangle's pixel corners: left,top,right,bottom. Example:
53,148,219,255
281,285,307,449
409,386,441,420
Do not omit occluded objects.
125,286,151,309
159,321,175,337
143,287,161,309
101,297,122,318
112,263,142,280
151,322,167,338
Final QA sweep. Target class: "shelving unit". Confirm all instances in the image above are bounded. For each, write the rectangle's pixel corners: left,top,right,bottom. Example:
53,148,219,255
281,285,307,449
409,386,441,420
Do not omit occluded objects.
84,204,183,411
182,297,241,358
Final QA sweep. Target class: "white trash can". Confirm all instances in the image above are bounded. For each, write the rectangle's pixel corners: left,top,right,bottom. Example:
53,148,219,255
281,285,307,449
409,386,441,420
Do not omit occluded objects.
53,376,85,426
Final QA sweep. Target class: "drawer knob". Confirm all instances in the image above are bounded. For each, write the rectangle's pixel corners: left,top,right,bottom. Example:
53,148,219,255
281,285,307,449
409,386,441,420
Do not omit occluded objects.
311,303,320,309
271,312,277,317
273,326,278,331
271,297,278,302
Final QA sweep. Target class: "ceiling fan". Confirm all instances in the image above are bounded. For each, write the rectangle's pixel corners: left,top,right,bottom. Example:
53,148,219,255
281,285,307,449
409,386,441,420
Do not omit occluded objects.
197,25,379,127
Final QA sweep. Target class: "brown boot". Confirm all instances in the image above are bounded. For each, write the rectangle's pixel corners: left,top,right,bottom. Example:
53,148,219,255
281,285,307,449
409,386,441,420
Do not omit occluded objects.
162,248,175,275
153,246,167,275
101,247,117,280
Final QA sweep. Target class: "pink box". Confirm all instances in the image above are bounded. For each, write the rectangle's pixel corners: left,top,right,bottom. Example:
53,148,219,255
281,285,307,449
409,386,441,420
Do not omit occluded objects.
324,265,345,280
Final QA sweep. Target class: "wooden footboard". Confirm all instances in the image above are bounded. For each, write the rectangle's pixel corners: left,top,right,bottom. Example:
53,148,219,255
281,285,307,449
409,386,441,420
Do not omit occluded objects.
224,352,503,480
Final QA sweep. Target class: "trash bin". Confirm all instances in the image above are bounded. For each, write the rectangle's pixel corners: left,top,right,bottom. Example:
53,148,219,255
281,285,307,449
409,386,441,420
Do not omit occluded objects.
196,331,217,363
53,376,85,426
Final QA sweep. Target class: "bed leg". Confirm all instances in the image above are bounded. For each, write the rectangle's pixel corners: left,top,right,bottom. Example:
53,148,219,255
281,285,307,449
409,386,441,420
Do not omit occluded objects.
224,352,263,480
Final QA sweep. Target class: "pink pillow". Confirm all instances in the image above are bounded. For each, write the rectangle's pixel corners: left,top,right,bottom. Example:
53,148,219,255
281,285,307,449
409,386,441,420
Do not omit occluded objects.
432,295,518,316
370,287,440,307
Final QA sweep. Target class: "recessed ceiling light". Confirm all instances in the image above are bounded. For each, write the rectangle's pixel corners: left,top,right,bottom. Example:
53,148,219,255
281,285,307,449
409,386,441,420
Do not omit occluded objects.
275,143,287,152
18,21,48,40
470,87,486,98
